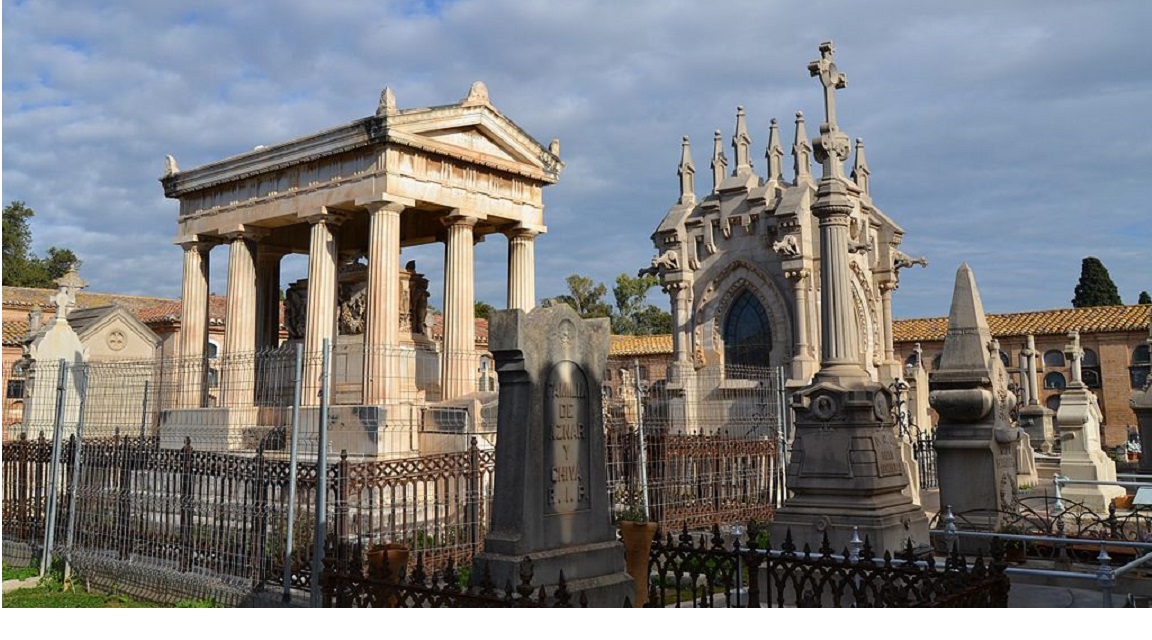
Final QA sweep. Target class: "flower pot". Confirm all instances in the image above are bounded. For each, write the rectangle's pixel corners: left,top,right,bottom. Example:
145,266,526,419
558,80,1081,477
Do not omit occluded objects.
366,543,410,608
1113,495,1134,510
619,521,658,607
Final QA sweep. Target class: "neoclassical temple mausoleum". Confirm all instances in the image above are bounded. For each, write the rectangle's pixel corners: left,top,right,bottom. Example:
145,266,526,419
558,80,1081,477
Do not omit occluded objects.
161,82,562,453
643,44,924,426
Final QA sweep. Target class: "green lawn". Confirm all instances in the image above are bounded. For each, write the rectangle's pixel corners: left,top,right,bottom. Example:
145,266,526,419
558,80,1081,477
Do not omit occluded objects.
3,583,166,608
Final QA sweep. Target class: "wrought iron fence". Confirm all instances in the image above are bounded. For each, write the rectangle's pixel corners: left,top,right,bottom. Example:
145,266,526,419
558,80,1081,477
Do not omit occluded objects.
644,524,1010,608
604,362,786,531
912,429,938,489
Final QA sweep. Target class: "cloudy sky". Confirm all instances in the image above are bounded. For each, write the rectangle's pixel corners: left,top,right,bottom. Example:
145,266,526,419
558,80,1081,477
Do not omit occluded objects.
4,0,1150,321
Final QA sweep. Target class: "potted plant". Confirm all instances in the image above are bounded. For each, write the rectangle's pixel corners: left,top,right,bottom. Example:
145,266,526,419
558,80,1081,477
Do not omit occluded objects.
997,524,1026,564
616,504,658,607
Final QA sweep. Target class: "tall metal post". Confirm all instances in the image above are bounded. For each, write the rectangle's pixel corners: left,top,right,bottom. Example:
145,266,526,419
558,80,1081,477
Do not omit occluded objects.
138,380,150,438
632,359,651,520
309,339,331,608
41,360,69,577
63,365,89,583
282,343,304,604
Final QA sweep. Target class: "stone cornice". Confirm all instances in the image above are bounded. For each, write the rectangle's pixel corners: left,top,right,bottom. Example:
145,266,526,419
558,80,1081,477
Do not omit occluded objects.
162,103,563,199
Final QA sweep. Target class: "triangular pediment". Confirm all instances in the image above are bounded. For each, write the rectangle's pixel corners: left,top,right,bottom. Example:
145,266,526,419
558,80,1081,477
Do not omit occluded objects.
388,105,562,182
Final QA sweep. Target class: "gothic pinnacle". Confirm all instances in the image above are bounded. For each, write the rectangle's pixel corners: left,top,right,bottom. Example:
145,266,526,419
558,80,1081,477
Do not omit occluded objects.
678,135,696,205
766,117,784,185
732,106,752,176
792,111,812,183
711,129,727,193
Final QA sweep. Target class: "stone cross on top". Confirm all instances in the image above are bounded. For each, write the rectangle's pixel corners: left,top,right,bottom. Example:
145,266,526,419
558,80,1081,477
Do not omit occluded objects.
808,41,847,129
1064,330,1084,385
50,265,87,320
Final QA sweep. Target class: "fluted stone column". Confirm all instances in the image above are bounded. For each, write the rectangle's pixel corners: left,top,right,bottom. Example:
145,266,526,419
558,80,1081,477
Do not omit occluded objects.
304,210,344,404
786,268,817,384
441,213,478,399
364,201,404,404
221,231,260,407
255,246,285,352
880,282,895,364
814,182,866,381
178,239,213,408
506,228,538,311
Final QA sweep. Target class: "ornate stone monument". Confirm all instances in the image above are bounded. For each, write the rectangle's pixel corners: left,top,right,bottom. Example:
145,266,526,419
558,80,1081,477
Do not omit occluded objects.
1056,330,1125,510
473,304,631,607
769,42,929,554
1132,313,1152,473
929,264,1022,531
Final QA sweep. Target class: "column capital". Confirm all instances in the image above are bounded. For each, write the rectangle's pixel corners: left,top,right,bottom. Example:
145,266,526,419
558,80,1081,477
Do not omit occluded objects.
221,225,271,242
443,211,479,229
356,194,415,212
785,268,810,281
503,225,543,240
177,235,221,252
302,207,349,227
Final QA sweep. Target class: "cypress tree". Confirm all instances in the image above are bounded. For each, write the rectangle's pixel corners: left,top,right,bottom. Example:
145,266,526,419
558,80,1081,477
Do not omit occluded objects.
1139,291,1151,305
1071,257,1122,308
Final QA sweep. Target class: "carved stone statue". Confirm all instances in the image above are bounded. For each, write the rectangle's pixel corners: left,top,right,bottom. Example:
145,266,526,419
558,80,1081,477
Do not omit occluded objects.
637,249,680,277
771,234,801,257
285,281,307,340
892,248,928,271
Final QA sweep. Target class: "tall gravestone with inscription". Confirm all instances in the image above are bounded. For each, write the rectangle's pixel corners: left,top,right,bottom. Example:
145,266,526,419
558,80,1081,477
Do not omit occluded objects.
473,304,632,607
929,264,1022,533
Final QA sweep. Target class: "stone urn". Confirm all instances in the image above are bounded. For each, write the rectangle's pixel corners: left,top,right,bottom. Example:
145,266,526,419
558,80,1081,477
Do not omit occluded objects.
366,542,410,607
618,521,658,607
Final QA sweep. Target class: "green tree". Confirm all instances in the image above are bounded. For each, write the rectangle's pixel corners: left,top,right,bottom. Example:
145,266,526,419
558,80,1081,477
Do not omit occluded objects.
550,274,612,318
611,273,672,335
1139,291,1151,305
2,201,82,287
474,300,496,319
1071,257,1122,308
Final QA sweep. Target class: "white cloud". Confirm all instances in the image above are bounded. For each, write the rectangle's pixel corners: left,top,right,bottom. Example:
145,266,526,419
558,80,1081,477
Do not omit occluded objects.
3,0,1150,319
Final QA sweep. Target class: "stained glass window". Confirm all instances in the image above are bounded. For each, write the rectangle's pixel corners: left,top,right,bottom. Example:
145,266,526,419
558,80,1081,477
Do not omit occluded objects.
723,290,772,373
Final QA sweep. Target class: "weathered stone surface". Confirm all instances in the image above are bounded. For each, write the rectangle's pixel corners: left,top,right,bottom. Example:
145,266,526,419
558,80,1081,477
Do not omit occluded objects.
473,304,630,607
929,264,1022,532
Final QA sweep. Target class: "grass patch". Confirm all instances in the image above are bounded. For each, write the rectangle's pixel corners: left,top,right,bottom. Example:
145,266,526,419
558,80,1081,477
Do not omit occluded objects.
3,583,165,608
3,562,40,582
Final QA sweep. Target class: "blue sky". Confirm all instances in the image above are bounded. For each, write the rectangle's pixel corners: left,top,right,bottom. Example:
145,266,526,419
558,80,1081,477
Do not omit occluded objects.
3,0,1150,320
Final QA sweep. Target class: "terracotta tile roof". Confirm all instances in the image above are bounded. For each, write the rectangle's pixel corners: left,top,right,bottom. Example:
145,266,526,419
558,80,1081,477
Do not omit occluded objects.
3,286,174,316
893,304,1152,343
3,320,29,347
136,296,230,326
426,314,489,345
610,334,673,356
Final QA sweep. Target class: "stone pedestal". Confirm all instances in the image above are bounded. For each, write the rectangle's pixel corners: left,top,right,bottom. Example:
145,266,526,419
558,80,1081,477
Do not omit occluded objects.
772,379,930,554
1057,386,1124,510
473,305,631,607
1018,405,1055,454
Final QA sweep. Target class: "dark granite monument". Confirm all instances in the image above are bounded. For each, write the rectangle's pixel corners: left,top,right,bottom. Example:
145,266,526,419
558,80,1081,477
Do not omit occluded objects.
473,304,632,607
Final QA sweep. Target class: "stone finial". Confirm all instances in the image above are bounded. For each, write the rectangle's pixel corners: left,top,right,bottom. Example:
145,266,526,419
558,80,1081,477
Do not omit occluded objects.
164,155,179,177
377,86,397,116
851,138,870,195
912,342,924,369
765,118,784,184
938,263,993,373
51,265,88,321
678,136,696,205
549,138,561,157
462,81,489,106
710,129,727,193
792,111,812,183
808,40,847,129
731,106,753,176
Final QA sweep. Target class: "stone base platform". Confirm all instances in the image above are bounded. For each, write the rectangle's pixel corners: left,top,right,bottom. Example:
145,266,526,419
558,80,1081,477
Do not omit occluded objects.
473,539,633,608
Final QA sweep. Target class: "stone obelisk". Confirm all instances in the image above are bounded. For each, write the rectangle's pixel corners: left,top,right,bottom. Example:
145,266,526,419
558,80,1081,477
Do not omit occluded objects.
770,42,929,555
929,264,1022,534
